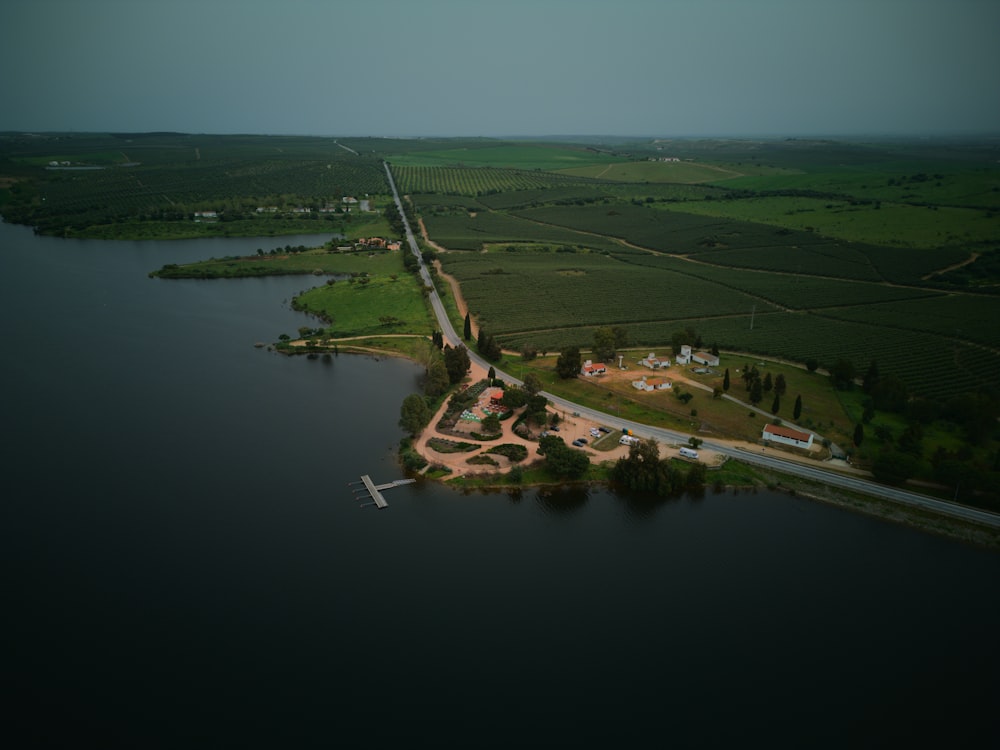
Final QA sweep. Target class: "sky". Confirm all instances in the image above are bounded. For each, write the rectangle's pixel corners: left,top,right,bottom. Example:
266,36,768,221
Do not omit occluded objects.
2,0,998,138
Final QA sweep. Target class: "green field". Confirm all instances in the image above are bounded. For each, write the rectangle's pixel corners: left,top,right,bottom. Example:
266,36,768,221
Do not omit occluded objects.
385,143,624,171
5,132,999,404
555,160,743,183
292,270,435,338
0,132,390,238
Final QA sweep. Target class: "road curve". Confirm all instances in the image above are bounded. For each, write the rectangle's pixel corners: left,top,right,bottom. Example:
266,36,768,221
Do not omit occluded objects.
382,162,1000,531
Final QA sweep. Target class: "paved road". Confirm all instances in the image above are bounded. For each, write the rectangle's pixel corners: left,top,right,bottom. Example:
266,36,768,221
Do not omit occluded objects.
382,162,1000,531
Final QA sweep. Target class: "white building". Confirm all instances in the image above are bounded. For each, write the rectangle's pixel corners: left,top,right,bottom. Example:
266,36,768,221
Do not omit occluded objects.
581,359,607,377
692,351,720,367
762,424,814,449
632,376,672,392
640,353,669,369
675,345,692,365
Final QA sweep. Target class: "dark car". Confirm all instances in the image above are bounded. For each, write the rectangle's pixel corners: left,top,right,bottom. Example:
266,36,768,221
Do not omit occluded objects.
550,425,560,432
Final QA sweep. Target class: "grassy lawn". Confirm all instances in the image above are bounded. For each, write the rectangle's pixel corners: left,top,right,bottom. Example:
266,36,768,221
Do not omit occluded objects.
293,269,436,338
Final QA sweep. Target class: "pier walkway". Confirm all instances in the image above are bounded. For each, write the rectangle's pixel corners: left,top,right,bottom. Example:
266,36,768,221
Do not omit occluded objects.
352,475,416,509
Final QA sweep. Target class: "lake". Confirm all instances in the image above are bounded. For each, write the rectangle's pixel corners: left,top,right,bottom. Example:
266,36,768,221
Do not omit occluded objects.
2,220,997,747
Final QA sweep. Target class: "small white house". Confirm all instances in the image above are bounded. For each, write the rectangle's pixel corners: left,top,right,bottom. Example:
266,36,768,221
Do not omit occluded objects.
762,424,814,449
675,345,692,365
581,359,607,377
692,351,720,367
632,376,672,392
640,353,669,369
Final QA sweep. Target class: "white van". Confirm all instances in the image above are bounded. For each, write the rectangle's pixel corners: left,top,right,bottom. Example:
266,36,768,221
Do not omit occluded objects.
679,447,699,459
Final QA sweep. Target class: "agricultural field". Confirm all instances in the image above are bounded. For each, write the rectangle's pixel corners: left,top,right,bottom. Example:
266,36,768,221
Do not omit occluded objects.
385,142,625,171
658,196,998,249
0,132,390,238
554,159,743,183
419,208,624,252
4,132,998,404
392,165,593,196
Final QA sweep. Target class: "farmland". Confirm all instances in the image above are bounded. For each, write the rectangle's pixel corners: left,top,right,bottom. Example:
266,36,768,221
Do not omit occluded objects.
0,132,391,238
4,132,998,500
3,132,999,401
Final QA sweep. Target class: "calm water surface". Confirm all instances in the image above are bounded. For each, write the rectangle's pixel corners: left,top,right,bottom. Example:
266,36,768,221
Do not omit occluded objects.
2,221,997,747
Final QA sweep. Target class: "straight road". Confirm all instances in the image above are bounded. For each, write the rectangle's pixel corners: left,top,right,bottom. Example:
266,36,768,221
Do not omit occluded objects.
382,162,1000,530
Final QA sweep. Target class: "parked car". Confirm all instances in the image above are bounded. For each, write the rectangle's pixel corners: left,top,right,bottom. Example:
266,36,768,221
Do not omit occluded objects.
549,425,560,432
572,439,583,446
578,438,588,445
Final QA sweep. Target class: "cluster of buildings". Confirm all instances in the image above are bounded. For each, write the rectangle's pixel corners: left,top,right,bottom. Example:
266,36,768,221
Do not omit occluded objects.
578,345,818,455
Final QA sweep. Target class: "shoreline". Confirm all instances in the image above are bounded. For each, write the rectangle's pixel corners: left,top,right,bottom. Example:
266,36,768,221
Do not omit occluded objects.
273,339,1000,550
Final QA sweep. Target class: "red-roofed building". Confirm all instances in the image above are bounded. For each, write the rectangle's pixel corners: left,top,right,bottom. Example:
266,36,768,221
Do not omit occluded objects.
762,423,814,449
580,359,607,376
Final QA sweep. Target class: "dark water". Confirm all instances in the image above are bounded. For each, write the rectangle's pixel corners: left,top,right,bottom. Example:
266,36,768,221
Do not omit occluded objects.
2,221,998,747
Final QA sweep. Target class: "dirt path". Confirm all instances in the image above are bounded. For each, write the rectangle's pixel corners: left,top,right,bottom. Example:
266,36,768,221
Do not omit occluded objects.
412,361,638,479
922,251,979,280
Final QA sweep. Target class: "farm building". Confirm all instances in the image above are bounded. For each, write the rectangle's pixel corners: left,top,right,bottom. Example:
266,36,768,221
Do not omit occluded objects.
692,351,720,367
640,353,669,369
762,424,814,449
581,359,607,377
632,376,672,392
675,345,692,365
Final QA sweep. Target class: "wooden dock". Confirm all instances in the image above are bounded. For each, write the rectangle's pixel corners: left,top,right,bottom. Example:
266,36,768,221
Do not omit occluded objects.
351,475,416,509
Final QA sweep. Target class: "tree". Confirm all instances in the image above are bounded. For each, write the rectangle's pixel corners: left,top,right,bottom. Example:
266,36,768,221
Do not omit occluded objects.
750,378,763,405
424,358,450,397
771,393,781,415
481,413,501,435
763,372,773,393
872,373,909,413
487,365,496,383
723,368,731,392
862,360,880,394
862,399,875,424
443,344,470,384
500,386,528,409
522,372,543,396
463,312,472,341
793,394,802,420
829,358,856,390
477,329,502,361
853,423,864,447
805,358,819,373
592,326,617,364
399,393,431,436
872,449,919,486
555,347,581,379
537,435,589,479
774,373,787,396
671,327,697,355
611,326,630,350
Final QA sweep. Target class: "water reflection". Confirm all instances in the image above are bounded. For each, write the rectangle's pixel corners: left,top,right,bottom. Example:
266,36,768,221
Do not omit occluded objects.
535,485,590,515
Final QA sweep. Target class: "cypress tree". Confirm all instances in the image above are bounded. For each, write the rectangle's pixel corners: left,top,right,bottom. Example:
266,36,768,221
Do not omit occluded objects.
463,312,472,340
771,393,781,415
723,368,730,392
793,394,802,420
